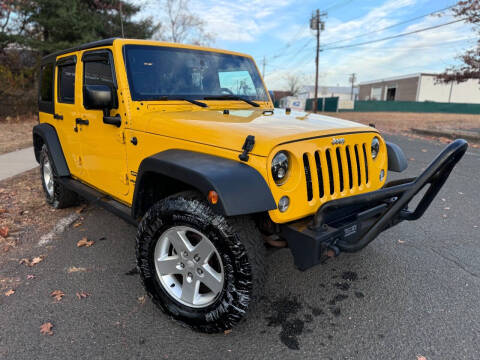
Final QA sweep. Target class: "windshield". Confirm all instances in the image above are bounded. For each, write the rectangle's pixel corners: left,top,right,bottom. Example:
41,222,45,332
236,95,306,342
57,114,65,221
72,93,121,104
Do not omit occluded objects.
123,45,268,102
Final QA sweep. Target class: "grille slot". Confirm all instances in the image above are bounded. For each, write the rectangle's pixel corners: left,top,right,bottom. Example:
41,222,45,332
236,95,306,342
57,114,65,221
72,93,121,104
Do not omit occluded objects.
336,147,344,192
354,144,362,185
325,149,334,195
314,151,324,198
362,143,369,184
346,146,353,189
303,153,313,201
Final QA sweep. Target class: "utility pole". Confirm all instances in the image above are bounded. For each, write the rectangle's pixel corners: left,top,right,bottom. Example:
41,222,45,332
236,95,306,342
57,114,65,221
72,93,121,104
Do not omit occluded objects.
310,9,327,113
262,56,266,78
349,73,357,100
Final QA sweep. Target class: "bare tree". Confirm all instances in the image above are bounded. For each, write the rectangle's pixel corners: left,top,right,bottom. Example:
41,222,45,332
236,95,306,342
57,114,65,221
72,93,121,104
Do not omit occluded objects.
286,74,302,96
156,0,214,46
437,0,479,83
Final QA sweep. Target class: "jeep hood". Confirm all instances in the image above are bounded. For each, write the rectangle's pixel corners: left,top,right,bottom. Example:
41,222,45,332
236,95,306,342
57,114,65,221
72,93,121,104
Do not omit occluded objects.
140,108,376,157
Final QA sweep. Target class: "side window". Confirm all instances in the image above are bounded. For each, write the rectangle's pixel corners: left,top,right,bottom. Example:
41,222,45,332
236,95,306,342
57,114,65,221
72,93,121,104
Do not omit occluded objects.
39,62,54,113
57,63,76,104
84,60,114,87
39,63,53,102
82,51,117,108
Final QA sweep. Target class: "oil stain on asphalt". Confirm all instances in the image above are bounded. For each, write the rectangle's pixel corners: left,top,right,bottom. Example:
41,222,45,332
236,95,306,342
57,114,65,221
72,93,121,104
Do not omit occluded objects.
264,270,364,350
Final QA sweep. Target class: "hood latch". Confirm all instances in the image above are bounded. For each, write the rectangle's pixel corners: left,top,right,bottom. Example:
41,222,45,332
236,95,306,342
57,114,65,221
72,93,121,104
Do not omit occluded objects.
239,135,255,162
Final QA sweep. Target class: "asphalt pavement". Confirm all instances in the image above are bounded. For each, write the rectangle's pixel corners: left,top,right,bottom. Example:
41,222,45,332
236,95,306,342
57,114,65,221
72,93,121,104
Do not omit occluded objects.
1,134,479,359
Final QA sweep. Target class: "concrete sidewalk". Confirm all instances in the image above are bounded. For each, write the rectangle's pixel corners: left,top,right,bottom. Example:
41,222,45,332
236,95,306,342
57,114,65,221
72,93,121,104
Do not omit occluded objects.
0,147,38,181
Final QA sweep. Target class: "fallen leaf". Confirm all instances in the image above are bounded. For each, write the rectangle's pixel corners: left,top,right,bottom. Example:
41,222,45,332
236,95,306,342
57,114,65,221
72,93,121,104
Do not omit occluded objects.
421,149,427,152
137,295,146,304
441,198,446,202
444,207,450,210
408,157,415,161
30,256,45,266
26,274,35,280
67,266,87,273
40,322,53,336
398,239,405,244
5,289,15,296
417,356,427,360
458,191,464,195
224,329,232,335
77,237,94,248
0,208,8,214
76,291,89,299
442,214,448,218
0,226,9,238
19,255,45,267
73,222,82,228
51,290,65,302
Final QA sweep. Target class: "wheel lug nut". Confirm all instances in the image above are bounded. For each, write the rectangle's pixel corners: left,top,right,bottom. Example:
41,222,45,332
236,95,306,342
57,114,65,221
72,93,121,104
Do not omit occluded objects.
194,255,200,262
186,272,193,282
183,251,188,257
197,268,203,276
179,263,185,269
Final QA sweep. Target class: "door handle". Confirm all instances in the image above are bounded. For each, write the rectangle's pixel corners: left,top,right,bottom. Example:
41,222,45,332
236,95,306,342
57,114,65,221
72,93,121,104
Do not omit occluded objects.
53,113,63,120
75,118,89,126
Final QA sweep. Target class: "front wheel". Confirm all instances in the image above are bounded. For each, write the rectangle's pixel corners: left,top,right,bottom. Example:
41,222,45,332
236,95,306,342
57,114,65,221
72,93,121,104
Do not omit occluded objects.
136,192,266,333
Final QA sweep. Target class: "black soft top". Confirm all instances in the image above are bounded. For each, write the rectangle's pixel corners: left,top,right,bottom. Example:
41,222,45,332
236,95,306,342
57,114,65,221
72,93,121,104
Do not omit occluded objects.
41,38,118,64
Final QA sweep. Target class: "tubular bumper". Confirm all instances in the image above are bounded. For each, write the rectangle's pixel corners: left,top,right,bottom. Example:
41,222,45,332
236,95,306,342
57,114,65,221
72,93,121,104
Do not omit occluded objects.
280,139,468,271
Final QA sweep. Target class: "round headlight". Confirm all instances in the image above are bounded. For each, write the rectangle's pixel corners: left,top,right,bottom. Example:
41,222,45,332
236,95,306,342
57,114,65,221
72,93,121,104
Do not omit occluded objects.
371,137,380,159
271,151,289,185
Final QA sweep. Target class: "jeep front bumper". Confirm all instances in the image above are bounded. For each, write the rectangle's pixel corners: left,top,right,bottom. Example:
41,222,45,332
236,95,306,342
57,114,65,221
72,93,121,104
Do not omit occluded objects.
280,139,468,271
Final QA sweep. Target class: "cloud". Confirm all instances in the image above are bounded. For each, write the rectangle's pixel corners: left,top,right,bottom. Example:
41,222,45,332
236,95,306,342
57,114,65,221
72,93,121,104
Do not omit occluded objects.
190,0,294,42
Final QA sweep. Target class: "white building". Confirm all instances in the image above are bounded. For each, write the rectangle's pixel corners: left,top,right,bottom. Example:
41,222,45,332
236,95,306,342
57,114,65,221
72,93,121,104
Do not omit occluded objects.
358,73,480,104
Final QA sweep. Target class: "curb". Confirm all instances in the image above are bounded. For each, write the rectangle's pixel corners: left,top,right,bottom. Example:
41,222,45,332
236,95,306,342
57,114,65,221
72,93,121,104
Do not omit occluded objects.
411,128,480,142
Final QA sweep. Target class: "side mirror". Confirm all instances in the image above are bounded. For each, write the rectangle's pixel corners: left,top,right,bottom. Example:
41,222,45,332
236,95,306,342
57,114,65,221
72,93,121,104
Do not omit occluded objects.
84,85,113,110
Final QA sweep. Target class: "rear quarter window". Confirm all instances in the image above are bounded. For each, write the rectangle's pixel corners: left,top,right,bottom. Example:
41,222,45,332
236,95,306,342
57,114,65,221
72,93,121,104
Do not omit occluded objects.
38,62,54,113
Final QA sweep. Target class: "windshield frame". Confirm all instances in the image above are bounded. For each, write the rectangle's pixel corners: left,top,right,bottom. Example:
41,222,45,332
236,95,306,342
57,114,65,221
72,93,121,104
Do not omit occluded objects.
122,44,269,103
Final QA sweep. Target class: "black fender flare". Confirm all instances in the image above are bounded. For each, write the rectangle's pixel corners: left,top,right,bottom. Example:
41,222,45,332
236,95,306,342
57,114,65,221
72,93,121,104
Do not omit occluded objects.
132,150,277,218
32,123,70,177
386,141,408,172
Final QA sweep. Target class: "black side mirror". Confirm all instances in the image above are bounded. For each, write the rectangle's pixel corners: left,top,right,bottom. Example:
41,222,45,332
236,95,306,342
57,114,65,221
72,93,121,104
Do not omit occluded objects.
84,85,113,110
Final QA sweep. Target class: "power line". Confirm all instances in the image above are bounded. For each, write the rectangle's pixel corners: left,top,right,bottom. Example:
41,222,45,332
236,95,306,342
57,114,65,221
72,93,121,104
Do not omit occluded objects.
322,4,457,47
325,0,355,12
322,18,465,51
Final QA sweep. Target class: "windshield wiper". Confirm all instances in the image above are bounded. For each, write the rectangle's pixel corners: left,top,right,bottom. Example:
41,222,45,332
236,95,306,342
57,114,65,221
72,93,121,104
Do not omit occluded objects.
203,95,260,107
155,96,208,108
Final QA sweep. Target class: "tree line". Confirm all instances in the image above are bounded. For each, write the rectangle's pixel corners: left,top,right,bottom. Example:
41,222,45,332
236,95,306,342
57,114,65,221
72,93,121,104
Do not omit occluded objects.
0,0,211,118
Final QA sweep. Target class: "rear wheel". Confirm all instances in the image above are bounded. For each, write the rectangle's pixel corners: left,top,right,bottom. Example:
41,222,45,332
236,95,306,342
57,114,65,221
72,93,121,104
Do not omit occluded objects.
39,144,78,209
136,192,266,333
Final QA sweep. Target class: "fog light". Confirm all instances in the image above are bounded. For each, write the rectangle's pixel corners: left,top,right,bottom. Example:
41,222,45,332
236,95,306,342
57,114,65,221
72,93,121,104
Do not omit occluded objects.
379,169,385,181
278,196,290,212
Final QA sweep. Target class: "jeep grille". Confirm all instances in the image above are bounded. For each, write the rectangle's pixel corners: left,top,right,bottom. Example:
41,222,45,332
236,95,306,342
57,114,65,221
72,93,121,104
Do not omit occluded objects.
302,143,370,201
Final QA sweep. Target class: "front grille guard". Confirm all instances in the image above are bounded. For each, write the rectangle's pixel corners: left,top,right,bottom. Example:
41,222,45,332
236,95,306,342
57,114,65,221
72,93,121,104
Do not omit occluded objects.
281,139,468,270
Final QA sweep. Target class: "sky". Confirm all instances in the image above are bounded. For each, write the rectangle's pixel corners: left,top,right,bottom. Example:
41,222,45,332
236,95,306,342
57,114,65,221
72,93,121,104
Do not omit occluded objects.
135,0,476,90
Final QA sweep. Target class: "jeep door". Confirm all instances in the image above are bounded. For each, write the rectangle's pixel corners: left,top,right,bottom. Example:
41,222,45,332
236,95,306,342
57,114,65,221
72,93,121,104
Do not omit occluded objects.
76,49,129,200
54,54,84,177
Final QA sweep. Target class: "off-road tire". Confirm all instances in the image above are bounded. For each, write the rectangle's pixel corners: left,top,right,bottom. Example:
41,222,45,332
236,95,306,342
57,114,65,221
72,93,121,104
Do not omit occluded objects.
136,191,266,333
39,144,78,209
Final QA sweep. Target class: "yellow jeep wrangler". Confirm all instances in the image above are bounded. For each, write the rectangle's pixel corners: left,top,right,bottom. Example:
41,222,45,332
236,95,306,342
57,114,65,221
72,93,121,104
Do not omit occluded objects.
33,38,467,333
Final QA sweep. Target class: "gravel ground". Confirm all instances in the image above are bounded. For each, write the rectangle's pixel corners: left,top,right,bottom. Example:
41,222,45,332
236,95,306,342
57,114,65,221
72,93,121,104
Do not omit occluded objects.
0,134,479,359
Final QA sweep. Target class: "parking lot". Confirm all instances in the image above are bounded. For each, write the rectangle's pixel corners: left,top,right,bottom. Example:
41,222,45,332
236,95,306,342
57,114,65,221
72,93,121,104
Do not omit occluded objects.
1,134,479,360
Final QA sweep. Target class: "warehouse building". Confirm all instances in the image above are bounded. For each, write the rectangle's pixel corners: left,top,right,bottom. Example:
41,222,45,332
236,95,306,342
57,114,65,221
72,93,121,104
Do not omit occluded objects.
358,73,480,104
